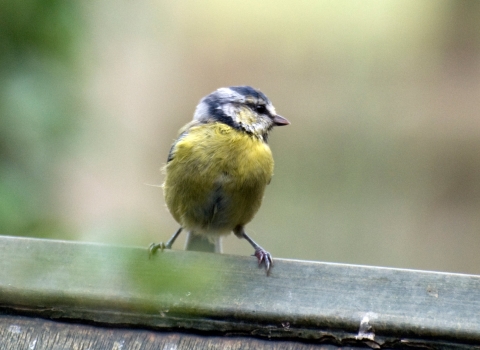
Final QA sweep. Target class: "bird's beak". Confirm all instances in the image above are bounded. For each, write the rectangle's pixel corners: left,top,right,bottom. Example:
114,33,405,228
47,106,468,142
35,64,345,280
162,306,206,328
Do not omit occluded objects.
272,114,290,126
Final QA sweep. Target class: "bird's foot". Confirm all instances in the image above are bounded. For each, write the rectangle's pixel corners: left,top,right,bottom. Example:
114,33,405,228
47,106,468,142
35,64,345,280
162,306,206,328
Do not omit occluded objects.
148,242,167,258
149,227,183,258
253,248,273,275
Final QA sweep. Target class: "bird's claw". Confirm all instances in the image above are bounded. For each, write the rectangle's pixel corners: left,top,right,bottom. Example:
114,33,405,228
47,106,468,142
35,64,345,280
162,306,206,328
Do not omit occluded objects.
253,248,273,275
148,242,166,258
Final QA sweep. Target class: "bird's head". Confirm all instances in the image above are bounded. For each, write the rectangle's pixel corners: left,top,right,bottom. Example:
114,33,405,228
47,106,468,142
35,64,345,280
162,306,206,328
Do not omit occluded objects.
193,86,289,140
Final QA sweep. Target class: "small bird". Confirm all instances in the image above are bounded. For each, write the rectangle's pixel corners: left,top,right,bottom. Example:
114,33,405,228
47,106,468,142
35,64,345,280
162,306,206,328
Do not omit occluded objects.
150,86,289,274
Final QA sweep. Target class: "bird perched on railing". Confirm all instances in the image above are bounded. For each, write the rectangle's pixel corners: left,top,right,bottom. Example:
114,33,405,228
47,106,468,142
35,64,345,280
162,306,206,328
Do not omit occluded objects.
150,86,289,274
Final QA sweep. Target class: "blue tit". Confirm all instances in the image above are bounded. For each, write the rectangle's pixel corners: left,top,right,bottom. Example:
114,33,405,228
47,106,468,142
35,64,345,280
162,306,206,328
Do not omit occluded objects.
150,86,289,273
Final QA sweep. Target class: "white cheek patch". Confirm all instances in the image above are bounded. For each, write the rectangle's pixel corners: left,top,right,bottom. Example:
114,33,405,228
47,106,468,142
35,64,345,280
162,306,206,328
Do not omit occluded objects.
223,104,273,138
250,118,271,138
221,103,239,122
239,113,271,138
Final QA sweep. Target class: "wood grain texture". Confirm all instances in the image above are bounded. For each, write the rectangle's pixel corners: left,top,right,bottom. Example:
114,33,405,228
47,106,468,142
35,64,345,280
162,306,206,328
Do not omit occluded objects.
0,315,338,350
1,235,480,349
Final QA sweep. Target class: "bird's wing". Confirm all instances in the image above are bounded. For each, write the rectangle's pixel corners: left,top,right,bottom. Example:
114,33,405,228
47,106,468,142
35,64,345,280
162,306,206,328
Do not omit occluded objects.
166,120,202,163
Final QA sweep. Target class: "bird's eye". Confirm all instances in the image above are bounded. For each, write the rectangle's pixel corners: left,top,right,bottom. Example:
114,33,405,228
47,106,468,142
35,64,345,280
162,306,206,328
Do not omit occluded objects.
255,105,267,114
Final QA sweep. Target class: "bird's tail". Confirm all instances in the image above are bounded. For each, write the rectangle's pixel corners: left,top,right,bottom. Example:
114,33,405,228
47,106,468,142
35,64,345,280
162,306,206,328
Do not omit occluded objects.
185,231,221,253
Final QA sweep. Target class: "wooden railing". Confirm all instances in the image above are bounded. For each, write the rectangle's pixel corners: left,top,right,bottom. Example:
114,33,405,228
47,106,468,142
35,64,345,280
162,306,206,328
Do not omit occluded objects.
0,235,479,349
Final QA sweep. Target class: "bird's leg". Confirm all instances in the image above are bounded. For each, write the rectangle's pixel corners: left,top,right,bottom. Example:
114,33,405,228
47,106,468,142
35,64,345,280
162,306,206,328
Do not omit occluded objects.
234,226,273,275
149,227,183,257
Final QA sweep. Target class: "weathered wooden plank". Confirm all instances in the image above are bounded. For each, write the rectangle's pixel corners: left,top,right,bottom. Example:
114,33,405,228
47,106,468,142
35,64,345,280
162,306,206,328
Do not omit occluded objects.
0,235,479,349
0,314,336,350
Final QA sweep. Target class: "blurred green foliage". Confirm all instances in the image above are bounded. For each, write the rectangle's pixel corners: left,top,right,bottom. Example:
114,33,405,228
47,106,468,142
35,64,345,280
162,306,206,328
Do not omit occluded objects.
0,0,82,237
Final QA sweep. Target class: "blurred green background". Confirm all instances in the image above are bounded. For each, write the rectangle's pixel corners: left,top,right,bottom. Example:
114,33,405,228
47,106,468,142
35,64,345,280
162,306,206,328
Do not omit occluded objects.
2,0,480,274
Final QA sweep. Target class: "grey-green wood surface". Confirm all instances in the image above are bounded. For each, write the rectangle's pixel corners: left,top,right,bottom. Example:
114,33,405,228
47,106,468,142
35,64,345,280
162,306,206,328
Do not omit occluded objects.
0,235,479,349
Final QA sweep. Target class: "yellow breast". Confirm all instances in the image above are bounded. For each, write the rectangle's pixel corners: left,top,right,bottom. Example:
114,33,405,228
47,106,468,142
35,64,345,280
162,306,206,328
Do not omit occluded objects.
163,122,274,235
